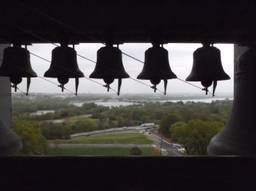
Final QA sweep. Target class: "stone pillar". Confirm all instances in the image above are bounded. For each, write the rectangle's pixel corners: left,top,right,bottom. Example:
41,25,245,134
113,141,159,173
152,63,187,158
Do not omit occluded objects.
0,45,21,155
208,45,256,155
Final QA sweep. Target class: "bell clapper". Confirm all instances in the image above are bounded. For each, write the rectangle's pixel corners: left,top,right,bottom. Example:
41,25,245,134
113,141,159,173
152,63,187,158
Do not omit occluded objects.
150,85,157,93
57,77,69,93
26,77,31,96
163,79,168,95
58,84,65,92
10,76,22,93
103,78,114,92
103,84,110,92
202,87,209,95
212,80,217,97
117,78,122,96
201,80,212,95
11,84,18,92
75,77,79,96
150,79,161,93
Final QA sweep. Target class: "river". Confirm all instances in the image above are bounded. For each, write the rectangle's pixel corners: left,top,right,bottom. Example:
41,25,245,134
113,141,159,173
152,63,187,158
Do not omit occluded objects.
70,97,233,108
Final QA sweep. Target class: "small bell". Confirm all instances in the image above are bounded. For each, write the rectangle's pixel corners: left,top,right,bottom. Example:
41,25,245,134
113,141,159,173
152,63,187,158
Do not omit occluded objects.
137,43,177,95
44,44,84,95
186,43,230,96
89,43,129,95
0,44,37,95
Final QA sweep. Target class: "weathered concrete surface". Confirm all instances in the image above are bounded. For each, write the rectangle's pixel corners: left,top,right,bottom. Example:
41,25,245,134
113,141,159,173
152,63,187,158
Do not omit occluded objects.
0,45,22,155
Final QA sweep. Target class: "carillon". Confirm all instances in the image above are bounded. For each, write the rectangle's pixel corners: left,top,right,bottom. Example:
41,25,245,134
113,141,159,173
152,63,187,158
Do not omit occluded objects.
0,44,37,95
137,43,177,95
0,41,231,96
186,43,230,96
44,43,84,95
89,43,129,95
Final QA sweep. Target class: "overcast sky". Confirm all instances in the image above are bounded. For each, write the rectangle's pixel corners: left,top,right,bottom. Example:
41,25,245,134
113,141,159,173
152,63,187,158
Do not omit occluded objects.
16,43,234,95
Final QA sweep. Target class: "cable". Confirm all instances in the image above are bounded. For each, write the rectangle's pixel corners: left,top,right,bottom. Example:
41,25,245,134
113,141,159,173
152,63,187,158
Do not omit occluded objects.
18,2,146,65
12,3,208,95
121,52,144,64
83,76,118,94
129,77,165,95
18,22,200,95
15,86,27,95
30,51,118,94
12,3,169,95
13,25,164,95
176,77,212,95
12,25,119,93
38,76,76,94
13,25,97,64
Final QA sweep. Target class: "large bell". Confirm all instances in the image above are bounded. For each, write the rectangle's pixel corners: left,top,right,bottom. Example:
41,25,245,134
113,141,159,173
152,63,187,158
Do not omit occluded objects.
0,44,37,95
0,121,22,156
44,44,84,95
89,43,129,95
186,43,230,96
137,43,177,94
208,46,256,155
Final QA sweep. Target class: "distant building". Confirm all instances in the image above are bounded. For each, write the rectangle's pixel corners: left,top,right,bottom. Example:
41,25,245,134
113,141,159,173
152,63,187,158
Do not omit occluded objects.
140,123,155,128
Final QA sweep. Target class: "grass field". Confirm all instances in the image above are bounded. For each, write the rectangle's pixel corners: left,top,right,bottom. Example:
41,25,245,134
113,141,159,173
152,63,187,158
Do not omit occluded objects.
65,114,93,122
47,147,159,156
51,132,153,144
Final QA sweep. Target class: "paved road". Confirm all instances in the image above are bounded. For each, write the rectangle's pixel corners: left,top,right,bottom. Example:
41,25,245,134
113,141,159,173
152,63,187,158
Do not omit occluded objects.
146,133,183,156
60,125,184,156
49,143,153,148
70,126,150,138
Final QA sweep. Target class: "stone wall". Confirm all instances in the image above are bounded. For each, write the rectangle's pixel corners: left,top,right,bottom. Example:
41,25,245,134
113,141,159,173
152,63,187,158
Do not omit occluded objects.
0,45,11,128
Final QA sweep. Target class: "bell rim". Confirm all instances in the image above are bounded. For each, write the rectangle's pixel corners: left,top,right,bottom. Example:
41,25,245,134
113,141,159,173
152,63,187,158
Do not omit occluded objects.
186,74,230,81
44,74,84,78
89,74,130,79
0,71,38,78
137,73,177,80
44,69,84,78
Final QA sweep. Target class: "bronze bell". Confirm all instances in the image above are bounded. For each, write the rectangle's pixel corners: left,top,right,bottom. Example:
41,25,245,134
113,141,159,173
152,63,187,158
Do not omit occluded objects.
208,46,256,155
186,43,230,96
44,44,84,95
137,43,177,95
0,44,37,95
89,43,129,95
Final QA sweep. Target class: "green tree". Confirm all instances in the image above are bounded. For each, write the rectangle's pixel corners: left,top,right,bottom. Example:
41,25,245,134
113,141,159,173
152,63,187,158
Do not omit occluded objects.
40,123,71,140
12,118,47,155
171,120,223,155
130,147,142,155
159,114,179,138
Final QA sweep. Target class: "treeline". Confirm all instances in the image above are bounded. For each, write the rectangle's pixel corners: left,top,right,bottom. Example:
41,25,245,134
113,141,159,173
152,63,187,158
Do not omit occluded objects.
12,98,233,155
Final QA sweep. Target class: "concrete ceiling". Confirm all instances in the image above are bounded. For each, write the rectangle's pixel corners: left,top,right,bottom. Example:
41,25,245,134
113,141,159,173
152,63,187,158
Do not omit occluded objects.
1,0,256,44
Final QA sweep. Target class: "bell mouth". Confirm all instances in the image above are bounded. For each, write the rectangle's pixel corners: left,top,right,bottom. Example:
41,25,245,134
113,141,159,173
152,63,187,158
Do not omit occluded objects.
201,80,212,88
57,77,69,85
150,78,161,85
10,76,22,85
103,78,114,85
